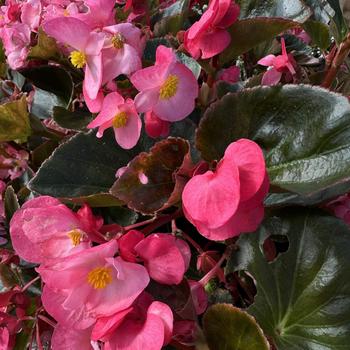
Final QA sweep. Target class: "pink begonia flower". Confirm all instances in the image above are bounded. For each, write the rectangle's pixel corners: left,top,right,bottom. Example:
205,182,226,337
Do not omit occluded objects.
51,324,98,350
0,23,31,69
42,2,79,23
189,280,208,315
101,23,144,84
182,139,269,241
21,0,42,31
258,38,297,86
0,144,28,180
38,240,150,327
289,28,311,44
9,196,92,263
0,312,18,350
217,65,240,83
0,181,6,246
97,293,173,350
87,92,142,149
144,111,170,139
184,0,240,59
134,233,191,285
131,45,198,122
118,230,144,263
43,17,105,99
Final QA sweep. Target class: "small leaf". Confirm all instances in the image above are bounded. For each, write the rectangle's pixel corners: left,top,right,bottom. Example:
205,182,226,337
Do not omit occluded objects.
0,96,31,142
29,130,154,206
53,106,93,131
226,209,350,349
219,18,298,65
203,304,270,350
176,51,201,79
28,28,60,60
196,85,350,204
153,0,189,36
4,186,19,222
111,137,191,214
143,38,172,63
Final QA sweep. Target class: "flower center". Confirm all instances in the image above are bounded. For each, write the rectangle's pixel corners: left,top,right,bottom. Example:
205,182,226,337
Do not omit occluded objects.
112,112,128,128
67,229,83,247
70,50,86,68
112,33,125,49
87,267,113,289
159,75,179,99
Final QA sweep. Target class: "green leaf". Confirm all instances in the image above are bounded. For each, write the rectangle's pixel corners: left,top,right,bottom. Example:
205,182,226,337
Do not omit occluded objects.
29,130,154,207
143,38,172,63
303,20,331,50
219,18,298,65
153,0,189,36
226,209,350,349
53,106,93,131
0,96,31,142
28,28,60,60
203,304,270,350
196,85,350,204
111,137,191,214
237,0,312,22
20,66,73,119
4,186,19,222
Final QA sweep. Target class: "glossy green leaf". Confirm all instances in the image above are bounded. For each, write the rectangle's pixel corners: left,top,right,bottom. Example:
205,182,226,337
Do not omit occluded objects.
203,304,269,350
29,130,154,207
176,51,201,79
20,66,73,119
28,28,60,60
237,0,312,22
226,209,350,349
153,0,189,36
0,96,31,142
196,85,350,204
219,18,298,65
111,137,191,214
303,20,331,49
53,106,93,131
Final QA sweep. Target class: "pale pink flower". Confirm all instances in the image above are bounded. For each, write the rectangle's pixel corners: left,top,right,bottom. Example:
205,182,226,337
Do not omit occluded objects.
101,23,144,84
131,45,198,122
38,240,150,328
10,196,91,263
134,233,191,285
21,0,42,31
87,92,142,149
182,139,269,241
184,0,240,59
43,17,105,99
258,38,297,86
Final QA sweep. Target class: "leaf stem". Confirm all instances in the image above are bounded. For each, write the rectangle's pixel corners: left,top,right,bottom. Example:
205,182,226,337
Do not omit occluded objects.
321,33,350,89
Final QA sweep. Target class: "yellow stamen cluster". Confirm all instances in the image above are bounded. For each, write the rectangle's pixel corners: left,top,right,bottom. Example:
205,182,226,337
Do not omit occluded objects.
67,229,83,247
112,33,125,49
69,50,86,69
112,112,128,128
159,75,179,99
87,267,113,289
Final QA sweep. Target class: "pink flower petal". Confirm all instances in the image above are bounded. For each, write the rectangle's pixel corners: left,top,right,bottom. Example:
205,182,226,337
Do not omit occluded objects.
43,17,90,51
51,324,94,350
198,29,231,59
258,54,276,67
261,68,282,86
84,54,103,100
134,88,160,114
130,64,168,91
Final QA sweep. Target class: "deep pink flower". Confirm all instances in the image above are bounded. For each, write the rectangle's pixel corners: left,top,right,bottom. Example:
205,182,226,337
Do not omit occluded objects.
258,38,297,86
102,23,144,84
118,230,144,263
184,0,240,59
87,92,142,149
144,111,170,139
217,65,240,83
134,233,191,285
9,196,91,263
182,139,269,241
51,324,97,350
131,45,198,122
43,17,105,99
189,280,208,315
96,293,173,350
38,240,150,327
326,193,350,225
